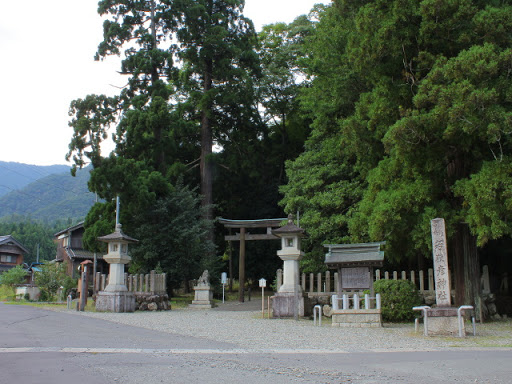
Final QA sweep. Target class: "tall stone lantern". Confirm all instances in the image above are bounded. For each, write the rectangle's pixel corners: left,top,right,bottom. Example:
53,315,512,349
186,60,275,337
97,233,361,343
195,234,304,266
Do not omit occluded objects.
272,214,309,317
95,224,138,312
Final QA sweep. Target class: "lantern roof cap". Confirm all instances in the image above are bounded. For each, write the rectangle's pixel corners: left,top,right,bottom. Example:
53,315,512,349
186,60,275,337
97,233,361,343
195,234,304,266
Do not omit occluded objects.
272,214,305,236
98,224,138,243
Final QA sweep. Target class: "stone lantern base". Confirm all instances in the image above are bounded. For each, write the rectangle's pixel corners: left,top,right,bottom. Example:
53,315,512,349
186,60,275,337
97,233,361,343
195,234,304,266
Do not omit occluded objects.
96,291,136,313
272,292,310,318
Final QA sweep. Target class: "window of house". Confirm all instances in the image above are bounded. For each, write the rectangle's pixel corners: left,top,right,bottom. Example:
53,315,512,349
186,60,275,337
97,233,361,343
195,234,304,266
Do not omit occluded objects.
0,255,16,263
111,244,118,252
286,238,294,247
121,244,127,253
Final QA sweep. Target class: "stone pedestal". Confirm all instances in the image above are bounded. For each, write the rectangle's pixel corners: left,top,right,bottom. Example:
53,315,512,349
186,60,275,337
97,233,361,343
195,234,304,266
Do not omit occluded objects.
331,309,382,328
426,307,462,336
189,285,214,309
273,292,310,317
95,291,136,312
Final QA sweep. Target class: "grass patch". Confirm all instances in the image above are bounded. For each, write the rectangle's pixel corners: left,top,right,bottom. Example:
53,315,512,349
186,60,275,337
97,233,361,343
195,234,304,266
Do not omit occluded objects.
4,299,97,312
0,286,16,301
169,294,193,309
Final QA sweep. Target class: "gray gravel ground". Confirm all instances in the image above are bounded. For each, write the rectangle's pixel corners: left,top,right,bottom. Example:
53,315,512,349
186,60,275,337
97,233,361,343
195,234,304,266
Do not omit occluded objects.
53,304,512,353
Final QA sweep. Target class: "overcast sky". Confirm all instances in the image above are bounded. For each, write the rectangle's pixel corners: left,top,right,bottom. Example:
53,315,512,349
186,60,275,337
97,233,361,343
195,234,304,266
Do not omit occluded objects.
0,0,330,166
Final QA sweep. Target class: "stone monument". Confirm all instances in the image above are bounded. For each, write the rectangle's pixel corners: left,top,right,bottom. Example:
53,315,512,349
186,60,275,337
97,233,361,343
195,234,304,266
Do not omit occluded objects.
189,270,214,308
272,214,309,317
426,218,461,336
95,224,138,312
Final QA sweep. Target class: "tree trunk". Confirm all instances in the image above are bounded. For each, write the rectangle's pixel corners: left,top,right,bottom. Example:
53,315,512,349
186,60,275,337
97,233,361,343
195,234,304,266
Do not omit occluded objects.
200,61,214,220
447,152,482,317
452,223,481,316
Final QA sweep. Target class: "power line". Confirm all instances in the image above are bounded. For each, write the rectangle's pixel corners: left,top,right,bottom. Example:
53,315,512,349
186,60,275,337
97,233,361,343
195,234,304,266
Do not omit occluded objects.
0,163,93,196
0,184,42,202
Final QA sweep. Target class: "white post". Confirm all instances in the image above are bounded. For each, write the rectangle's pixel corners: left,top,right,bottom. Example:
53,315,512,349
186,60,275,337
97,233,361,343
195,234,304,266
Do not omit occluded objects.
364,294,370,310
353,294,359,310
376,293,381,310
261,286,265,317
342,294,348,310
332,295,339,310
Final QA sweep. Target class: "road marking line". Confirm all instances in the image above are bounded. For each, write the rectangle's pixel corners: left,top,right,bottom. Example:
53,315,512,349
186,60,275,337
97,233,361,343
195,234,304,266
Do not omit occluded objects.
0,347,353,355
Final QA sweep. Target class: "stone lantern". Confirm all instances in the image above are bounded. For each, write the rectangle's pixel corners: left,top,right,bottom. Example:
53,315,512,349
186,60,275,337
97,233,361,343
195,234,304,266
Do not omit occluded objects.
95,224,138,312
272,214,309,317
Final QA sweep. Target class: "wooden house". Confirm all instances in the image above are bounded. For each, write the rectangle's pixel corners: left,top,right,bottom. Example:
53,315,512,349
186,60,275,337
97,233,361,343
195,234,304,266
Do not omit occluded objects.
0,235,28,274
54,222,108,279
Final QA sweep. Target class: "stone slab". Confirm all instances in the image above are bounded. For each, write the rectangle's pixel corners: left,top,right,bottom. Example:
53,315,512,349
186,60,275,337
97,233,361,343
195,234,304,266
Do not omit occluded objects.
188,303,214,309
95,291,136,313
331,309,382,328
425,307,461,336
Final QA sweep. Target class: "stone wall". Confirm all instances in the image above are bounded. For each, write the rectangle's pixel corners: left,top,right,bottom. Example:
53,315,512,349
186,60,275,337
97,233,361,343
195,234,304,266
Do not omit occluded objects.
135,293,170,311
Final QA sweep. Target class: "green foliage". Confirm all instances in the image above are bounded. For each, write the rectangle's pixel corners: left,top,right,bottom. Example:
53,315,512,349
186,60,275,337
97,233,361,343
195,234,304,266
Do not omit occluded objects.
454,159,512,246
373,279,421,322
0,285,16,301
34,263,74,302
129,182,215,291
0,265,27,287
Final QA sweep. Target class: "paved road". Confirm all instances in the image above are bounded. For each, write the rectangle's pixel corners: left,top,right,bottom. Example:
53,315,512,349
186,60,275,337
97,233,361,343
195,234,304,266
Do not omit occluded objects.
1,303,511,384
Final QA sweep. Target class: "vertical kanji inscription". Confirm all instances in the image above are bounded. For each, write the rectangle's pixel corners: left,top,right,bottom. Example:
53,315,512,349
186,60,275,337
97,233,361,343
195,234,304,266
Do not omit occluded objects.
431,218,451,307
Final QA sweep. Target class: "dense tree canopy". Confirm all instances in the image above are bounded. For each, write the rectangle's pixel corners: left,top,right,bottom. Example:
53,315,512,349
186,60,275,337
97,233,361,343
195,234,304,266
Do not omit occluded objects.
281,0,512,306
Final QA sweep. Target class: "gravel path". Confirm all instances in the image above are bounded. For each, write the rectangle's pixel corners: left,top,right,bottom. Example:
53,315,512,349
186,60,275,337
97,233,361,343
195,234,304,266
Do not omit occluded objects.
54,305,512,352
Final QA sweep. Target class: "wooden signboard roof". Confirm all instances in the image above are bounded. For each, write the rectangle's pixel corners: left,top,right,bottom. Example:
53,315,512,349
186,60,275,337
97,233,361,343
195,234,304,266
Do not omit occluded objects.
324,242,385,268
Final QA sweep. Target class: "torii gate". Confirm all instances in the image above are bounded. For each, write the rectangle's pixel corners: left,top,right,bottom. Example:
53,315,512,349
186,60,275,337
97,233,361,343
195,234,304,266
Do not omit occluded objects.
218,217,286,302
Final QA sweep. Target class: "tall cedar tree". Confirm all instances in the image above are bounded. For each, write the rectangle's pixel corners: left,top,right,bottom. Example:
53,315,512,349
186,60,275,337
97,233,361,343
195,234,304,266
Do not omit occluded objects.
171,0,260,228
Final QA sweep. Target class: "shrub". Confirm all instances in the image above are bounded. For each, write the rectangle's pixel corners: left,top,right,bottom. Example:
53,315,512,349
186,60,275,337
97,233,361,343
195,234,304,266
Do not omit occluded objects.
34,263,74,302
0,265,27,287
0,285,16,301
374,279,421,322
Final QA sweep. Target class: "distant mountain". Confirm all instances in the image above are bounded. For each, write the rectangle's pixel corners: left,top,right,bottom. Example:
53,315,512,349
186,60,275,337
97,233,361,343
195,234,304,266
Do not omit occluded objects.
0,164,94,223
0,161,70,197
